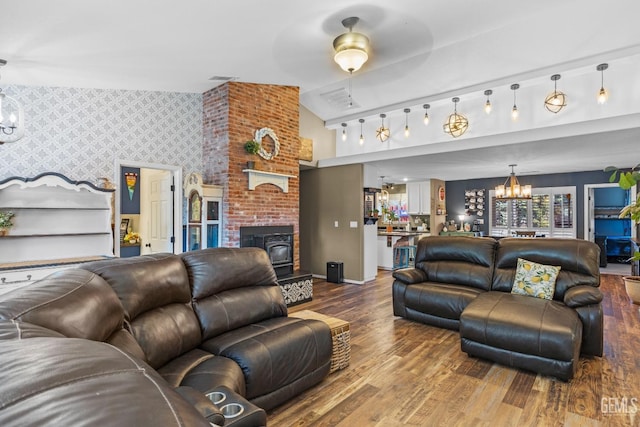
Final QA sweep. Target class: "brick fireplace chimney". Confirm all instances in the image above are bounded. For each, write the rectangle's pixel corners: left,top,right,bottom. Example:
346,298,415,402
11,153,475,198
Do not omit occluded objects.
202,82,300,269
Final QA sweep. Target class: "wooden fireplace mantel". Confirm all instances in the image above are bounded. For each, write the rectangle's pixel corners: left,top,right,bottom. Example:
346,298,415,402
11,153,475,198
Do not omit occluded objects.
242,169,297,193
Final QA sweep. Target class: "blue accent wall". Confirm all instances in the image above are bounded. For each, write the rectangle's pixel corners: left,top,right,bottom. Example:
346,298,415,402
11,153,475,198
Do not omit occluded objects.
445,169,615,239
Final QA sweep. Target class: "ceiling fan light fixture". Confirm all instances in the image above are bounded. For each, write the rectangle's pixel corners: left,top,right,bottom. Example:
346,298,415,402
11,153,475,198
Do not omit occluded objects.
333,17,370,73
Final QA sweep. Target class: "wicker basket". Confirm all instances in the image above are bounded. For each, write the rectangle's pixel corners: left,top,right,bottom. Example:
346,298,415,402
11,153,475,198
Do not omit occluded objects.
290,310,351,373
623,276,640,305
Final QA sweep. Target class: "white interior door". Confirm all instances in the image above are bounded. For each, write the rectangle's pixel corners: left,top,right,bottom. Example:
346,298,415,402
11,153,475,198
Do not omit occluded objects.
144,169,173,254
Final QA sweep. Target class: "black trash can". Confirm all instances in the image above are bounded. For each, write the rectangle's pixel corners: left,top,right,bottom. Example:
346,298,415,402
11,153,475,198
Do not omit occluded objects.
327,261,344,283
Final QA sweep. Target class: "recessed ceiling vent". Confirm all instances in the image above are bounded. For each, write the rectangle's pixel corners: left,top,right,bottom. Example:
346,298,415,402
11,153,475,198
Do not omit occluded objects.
320,87,360,110
208,75,238,82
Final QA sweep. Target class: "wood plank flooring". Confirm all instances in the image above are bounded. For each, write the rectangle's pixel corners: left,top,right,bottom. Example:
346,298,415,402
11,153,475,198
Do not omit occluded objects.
267,272,640,426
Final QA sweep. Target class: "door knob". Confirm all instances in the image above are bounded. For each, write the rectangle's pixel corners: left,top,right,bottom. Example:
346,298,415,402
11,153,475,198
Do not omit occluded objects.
145,243,151,248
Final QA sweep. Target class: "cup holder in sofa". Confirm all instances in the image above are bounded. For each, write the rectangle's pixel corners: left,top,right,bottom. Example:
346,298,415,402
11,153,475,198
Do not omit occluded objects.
205,386,266,427
206,391,226,405
220,402,245,418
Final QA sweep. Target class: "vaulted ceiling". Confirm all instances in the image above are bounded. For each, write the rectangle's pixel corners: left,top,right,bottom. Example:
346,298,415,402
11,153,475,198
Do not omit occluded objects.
2,0,639,181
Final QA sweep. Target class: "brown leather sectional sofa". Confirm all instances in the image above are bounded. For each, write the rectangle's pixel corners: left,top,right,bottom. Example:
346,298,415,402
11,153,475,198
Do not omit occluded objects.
0,247,332,426
393,236,602,381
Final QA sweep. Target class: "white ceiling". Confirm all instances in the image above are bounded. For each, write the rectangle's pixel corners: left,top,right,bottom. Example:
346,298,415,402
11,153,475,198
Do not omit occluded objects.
2,0,639,182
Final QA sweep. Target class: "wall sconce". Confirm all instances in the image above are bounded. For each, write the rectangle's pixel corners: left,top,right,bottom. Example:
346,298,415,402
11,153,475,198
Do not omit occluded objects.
376,113,390,142
359,118,365,145
341,123,347,141
484,90,493,114
510,83,520,120
403,108,410,138
443,97,468,138
544,74,567,113
597,63,609,105
423,104,430,126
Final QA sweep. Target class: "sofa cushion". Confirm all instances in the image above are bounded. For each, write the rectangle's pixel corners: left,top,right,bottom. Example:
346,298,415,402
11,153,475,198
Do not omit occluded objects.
460,292,582,362
81,254,202,369
403,282,485,323
200,317,332,404
414,236,497,291
0,269,124,342
511,258,560,300
181,248,288,341
493,238,600,300
158,348,245,396
0,337,212,426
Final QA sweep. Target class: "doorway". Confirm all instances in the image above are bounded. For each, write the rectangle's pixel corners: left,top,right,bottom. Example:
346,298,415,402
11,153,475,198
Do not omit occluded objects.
584,183,636,272
114,160,183,257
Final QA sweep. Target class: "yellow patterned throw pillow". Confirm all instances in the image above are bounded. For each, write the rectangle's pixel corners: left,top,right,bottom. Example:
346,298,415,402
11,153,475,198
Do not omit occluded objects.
511,258,561,300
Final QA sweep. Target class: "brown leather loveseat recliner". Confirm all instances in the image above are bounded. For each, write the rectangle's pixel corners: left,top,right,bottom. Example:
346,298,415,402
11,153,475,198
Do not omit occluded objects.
0,247,333,426
392,236,602,381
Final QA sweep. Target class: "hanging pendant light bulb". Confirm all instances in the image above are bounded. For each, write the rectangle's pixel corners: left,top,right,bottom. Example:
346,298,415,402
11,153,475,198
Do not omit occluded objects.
423,104,430,126
544,74,567,113
341,123,347,141
484,90,493,114
596,63,609,105
358,118,365,145
403,108,410,138
510,84,520,120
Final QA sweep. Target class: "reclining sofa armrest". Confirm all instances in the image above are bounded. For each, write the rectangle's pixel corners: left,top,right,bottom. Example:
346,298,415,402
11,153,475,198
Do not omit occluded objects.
392,268,427,285
563,285,603,308
175,386,225,426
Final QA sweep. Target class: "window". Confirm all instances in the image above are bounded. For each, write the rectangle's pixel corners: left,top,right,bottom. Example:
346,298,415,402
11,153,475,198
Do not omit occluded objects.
489,186,576,238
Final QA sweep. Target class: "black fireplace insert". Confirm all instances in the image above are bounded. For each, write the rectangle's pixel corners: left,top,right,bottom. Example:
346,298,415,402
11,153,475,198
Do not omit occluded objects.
240,226,294,278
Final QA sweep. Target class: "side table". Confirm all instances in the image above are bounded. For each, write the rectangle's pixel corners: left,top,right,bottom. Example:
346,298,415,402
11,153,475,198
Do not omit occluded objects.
290,309,350,373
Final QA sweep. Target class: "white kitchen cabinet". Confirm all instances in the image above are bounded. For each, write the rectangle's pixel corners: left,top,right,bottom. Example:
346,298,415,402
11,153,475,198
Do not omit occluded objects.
407,181,431,214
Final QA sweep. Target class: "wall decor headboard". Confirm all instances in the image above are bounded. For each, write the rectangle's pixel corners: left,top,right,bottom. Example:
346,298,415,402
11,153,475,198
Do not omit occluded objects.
0,172,115,264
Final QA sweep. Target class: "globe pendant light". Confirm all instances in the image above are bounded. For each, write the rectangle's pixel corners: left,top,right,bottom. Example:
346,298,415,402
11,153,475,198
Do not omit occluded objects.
443,97,468,138
544,74,567,113
376,114,390,142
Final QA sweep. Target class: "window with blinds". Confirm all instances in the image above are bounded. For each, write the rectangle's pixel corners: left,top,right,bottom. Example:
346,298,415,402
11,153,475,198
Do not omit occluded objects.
489,186,576,238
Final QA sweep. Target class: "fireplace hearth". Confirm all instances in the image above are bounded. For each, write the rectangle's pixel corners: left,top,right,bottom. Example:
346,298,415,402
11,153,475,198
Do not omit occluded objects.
240,225,294,278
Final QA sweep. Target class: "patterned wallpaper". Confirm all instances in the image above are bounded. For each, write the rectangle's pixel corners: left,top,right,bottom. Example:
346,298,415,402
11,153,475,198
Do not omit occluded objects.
0,85,203,183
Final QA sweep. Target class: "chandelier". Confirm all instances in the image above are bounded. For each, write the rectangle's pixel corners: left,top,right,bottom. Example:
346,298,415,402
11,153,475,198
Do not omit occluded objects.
443,97,468,138
495,164,532,199
0,59,24,144
333,17,370,73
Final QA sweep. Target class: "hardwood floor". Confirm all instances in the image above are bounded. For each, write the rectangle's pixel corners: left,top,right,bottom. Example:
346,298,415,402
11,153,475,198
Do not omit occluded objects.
267,272,640,426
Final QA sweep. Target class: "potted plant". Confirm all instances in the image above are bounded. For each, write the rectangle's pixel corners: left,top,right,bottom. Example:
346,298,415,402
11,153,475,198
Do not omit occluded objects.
606,163,640,303
0,211,15,236
244,140,260,169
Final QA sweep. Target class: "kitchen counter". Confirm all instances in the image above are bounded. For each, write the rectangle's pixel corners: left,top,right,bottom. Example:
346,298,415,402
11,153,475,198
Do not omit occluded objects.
377,231,430,237
377,232,430,270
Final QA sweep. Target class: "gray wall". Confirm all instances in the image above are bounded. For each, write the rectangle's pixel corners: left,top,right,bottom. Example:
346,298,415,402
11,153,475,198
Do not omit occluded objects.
300,164,364,281
445,169,615,238
0,85,202,181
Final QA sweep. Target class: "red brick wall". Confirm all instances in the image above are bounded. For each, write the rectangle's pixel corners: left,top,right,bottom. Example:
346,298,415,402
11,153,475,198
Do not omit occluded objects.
202,82,300,268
